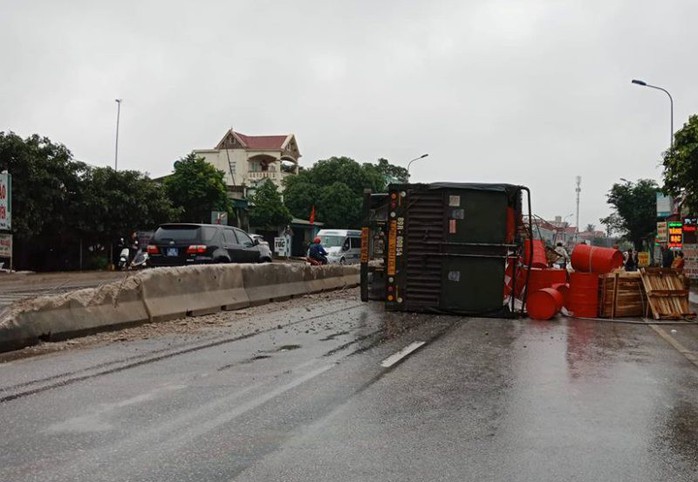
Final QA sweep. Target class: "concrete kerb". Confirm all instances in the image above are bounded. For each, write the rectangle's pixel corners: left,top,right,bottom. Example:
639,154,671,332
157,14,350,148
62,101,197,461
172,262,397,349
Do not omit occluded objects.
0,275,148,353
141,265,249,322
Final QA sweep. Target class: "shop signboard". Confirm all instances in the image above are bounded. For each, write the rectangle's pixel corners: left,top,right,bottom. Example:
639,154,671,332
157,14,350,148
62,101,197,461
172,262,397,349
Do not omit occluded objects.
0,233,11,259
668,221,683,249
656,193,673,218
683,243,698,280
0,171,10,230
637,251,650,267
656,221,668,243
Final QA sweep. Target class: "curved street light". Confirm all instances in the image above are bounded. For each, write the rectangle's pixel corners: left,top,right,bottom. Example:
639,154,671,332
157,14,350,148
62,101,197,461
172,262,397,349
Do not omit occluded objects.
406,153,429,176
631,79,673,148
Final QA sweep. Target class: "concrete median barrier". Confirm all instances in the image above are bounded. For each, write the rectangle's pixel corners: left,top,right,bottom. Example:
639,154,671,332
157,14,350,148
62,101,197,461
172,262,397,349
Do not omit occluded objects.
0,276,148,353
303,265,360,292
141,265,249,322
241,263,308,305
0,263,360,353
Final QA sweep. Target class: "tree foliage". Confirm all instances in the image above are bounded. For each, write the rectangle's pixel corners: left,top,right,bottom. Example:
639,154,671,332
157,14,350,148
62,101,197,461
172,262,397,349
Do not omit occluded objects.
164,153,231,223
374,158,409,184
0,132,181,270
663,114,698,214
283,156,402,228
600,179,658,248
0,132,85,240
249,179,292,229
75,167,178,243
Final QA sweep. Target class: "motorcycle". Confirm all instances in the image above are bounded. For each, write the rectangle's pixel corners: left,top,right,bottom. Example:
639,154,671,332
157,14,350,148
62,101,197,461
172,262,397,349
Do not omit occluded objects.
118,238,130,270
129,248,149,269
118,238,148,270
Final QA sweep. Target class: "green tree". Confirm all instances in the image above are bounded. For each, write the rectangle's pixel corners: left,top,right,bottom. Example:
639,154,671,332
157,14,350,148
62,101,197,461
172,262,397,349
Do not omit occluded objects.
249,179,292,229
600,179,658,248
585,224,596,233
283,175,316,221
164,153,231,223
317,182,362,228
663,114,698,214
0,131,85,240
374,157,409,185
76,167,178,244
283,156,403,228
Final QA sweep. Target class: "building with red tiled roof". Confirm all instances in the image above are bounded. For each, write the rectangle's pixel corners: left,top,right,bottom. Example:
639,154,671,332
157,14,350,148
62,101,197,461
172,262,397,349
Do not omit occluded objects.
194,129,301,194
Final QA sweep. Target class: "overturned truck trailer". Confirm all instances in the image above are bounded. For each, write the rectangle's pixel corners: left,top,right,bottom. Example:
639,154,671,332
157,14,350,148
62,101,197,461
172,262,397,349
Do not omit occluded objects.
360,182,532,317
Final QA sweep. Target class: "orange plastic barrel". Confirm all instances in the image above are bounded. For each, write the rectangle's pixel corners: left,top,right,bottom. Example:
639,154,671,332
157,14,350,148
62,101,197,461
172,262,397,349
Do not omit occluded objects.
516,268,567,298
551,282,569,307
527,288,564,320
570,244,623,274
523,239,547,268
567,272,599,317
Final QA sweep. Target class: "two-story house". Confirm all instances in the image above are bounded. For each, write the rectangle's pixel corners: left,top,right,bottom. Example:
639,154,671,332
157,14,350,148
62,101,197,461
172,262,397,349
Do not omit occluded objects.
194,129,301,198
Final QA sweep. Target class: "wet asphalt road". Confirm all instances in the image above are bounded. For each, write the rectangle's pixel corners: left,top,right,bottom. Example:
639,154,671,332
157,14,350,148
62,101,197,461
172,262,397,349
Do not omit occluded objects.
1,295,697,481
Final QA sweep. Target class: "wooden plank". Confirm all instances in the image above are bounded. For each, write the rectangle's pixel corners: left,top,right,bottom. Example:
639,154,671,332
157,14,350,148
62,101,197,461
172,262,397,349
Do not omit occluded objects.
640,268,695,320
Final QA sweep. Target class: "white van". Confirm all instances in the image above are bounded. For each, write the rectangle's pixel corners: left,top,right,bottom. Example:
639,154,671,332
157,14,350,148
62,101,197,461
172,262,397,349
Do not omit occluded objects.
316,229,362,265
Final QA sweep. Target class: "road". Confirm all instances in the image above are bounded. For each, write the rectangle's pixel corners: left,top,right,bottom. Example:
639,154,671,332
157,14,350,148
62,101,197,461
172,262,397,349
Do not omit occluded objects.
1,289,697,481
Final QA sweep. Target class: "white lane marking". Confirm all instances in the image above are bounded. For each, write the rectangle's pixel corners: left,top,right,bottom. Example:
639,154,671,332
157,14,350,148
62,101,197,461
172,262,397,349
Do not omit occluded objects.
650,325,698,367
381,341,426,368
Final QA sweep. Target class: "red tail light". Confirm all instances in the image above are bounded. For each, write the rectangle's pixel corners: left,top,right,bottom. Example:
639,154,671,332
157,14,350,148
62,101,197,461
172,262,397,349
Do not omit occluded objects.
186,245,207,255
147,245,159,255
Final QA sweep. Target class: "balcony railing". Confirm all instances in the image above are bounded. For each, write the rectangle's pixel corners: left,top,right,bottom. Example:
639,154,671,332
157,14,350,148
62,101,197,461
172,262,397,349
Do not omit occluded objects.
245,170,294,182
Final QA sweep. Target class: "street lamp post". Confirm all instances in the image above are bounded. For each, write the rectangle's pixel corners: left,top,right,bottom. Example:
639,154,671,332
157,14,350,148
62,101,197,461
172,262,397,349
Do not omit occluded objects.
631,79,674,148
114,98,122,170
406,153,429,177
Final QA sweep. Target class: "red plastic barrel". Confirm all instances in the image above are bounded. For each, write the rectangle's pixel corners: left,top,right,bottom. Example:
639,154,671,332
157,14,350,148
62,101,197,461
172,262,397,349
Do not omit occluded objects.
551,282,569,307
570,244,623,274
527,288,564,320
524,268,567,294
567,272,599,317
523,239,547,268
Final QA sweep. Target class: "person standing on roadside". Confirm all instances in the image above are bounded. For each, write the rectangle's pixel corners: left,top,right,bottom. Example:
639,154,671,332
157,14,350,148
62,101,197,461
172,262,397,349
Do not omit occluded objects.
554,242,570,269
625,249,637,271
672,251,685,273
661,245,674,268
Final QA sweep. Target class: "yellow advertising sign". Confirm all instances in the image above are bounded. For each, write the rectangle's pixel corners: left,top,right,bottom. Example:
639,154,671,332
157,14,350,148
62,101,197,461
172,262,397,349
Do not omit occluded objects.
637,251,650,267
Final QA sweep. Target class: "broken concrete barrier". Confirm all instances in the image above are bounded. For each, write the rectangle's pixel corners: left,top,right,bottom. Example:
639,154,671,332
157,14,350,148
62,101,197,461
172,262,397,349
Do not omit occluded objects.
0,275,148,352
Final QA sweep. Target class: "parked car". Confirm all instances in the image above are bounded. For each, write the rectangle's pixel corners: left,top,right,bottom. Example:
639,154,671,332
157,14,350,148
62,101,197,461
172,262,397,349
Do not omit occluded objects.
147,223,266,267
250,234,273,262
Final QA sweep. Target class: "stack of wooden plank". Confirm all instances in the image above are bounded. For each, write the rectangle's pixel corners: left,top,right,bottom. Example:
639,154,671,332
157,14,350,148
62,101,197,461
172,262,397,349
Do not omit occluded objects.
639,268,696,320
599,271,647,318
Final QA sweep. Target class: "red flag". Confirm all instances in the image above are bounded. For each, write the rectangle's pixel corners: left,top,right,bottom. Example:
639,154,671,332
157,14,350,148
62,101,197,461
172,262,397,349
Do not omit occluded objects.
309,205,316,225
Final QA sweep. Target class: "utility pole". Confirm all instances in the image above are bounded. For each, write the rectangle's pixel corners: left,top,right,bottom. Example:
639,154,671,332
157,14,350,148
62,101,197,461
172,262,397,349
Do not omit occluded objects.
575,176,581,243
114,99,122,170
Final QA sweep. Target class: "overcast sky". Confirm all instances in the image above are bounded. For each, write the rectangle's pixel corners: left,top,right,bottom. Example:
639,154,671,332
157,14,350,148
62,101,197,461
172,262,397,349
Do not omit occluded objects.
1,0,696,229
